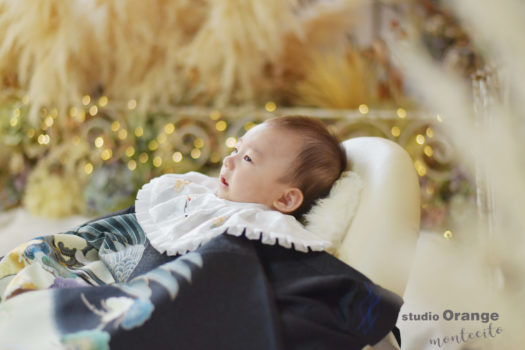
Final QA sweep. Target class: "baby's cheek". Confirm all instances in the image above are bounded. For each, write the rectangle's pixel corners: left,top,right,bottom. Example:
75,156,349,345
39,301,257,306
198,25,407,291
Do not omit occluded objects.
251,186,275,205
232,184,255,202
240,188,258,201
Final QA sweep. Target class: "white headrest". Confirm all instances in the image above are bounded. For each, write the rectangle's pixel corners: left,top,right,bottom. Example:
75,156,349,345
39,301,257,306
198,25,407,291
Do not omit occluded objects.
336,137,420,296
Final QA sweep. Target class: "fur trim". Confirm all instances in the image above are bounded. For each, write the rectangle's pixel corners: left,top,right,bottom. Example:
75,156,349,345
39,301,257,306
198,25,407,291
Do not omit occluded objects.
304,171,362,251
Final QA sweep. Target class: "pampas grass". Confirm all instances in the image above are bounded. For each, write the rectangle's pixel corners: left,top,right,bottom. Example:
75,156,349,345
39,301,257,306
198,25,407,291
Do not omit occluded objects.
95,0,196,110
389,0,525,347
272,0,363,103
0,0,98,122
182,0,301,106
0,0,366,117
292,48,374,108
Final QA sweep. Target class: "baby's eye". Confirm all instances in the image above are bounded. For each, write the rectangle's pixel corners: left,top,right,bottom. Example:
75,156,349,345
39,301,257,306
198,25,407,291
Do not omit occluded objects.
243,155,252,162
232,148,238,154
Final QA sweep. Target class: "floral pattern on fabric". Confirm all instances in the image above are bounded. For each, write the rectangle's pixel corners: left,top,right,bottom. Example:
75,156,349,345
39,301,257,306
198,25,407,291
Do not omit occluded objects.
0,213,203,349
0,235,95,301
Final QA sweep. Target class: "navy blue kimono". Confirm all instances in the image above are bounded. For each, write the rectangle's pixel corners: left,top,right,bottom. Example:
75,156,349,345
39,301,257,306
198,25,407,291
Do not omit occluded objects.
76,205,403,349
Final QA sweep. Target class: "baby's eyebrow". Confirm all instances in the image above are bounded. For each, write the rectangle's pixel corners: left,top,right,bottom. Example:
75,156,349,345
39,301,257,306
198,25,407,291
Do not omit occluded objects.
237,137,263,158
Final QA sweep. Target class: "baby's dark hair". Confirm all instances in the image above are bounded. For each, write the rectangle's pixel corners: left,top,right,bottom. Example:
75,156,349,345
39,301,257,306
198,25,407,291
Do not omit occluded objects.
264,115,347,218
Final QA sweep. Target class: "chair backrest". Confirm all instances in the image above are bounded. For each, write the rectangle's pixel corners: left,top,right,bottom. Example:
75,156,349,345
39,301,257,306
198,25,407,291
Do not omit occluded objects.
336,137,420,296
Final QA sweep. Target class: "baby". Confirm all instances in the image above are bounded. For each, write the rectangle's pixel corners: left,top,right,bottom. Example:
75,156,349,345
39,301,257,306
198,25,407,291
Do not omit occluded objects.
135,115,347,255
217,115,347,218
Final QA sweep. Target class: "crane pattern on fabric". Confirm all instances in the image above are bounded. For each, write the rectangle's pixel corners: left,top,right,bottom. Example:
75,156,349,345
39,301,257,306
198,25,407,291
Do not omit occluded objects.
0,214,203,349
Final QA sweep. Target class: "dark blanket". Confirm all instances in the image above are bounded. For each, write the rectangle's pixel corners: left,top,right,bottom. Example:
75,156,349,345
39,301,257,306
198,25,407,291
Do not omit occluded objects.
0,210,402,350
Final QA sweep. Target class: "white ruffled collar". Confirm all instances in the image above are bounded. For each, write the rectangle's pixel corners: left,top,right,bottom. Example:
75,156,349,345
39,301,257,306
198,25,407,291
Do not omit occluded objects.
135,172,332,256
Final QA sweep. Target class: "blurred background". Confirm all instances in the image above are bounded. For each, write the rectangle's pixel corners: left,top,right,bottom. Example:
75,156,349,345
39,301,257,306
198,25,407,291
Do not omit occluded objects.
1,1,524,348
0,0,479,233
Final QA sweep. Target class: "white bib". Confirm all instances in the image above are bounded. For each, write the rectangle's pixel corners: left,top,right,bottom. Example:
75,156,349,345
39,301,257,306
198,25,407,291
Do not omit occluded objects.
135,172,332,256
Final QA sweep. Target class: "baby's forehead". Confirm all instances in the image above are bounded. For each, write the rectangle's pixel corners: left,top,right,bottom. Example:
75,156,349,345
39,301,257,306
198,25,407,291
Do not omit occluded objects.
246,124,305,144
241,124,304,155
248,123,304,138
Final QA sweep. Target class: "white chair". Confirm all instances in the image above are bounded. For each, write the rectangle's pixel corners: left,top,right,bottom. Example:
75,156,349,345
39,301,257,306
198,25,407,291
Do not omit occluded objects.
337,137,421,349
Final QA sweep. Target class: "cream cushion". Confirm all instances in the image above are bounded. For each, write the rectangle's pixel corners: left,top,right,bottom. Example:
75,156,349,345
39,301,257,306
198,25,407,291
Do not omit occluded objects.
336,137,420,297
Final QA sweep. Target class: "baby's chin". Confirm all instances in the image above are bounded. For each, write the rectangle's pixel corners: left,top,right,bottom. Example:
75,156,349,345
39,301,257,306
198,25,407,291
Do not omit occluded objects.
215,187,230,201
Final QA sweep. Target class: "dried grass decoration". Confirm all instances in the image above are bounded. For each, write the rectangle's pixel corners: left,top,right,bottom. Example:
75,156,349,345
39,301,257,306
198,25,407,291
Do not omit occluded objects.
0,0,365,113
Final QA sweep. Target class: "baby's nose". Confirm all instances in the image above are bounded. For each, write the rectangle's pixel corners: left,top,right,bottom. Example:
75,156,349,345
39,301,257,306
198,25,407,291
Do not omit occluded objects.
223,154,234,169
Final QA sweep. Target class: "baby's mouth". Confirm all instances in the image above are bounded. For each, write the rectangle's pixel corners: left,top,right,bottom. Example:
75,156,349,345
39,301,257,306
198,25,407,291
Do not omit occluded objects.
220,176,229,187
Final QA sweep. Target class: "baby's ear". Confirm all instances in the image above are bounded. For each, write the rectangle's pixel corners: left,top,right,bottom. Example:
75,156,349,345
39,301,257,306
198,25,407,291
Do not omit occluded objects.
273,187,304,214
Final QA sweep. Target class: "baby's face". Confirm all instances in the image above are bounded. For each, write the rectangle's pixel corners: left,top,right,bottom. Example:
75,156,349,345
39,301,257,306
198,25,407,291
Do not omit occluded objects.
217,123,303,209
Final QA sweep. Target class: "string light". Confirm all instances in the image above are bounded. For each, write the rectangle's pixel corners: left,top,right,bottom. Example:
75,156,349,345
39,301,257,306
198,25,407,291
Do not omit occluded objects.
358,104,369,114
89,105,98,116
82,95,91,106
98,96,109,107
3,99,453,222
139,153,149,163
101,149,112,161
125,146,135,157
10,116,18,127
396,108,407,119
225,137,236,148
391,126,401,137
84,163,93,175
148,140,159,151
172,152,183,163
209,110,221,120
215,121,227,132
118,129,128,140
153,156,162,167
265,101,277,112
414,159,426,176
37,134,51,145
424,145,433,157
45,116,54,127
244,122,256,131
111,121,120,131
1,93,466,242
164,123,175,134
94,136,104,148
191,148,201,159
127,160,137,171
194,138,204,148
